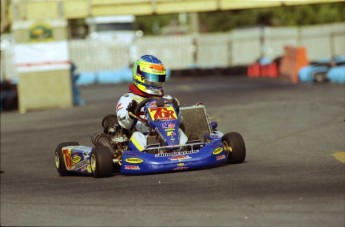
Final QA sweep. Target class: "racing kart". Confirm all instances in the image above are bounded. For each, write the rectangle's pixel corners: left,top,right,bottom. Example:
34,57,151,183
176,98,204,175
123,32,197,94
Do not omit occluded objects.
55,97,246,178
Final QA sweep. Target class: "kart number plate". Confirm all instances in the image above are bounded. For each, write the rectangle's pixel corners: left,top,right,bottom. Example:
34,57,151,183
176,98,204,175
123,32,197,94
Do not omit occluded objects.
148,106,177,121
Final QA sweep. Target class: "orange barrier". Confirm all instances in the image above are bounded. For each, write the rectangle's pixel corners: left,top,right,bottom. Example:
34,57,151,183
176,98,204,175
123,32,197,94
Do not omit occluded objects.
247,62,278,78
279,46,309,83
261,63,278,78
247,63,260,78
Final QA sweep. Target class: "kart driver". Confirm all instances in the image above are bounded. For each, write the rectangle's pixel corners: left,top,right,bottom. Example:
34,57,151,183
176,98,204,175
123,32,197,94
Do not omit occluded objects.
116,55,188,152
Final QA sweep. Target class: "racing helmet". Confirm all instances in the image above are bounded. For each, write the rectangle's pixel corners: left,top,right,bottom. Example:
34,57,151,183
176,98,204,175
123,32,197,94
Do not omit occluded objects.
132,55,166,96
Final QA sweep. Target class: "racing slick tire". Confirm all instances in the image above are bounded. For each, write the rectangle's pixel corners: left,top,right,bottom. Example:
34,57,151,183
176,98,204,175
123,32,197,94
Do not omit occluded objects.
55,142,80,176
90,145,113,178
222,132,246,164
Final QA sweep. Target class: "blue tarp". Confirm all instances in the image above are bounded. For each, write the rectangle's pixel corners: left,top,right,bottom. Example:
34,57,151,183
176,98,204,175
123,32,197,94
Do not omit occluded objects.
298,65,328,83
327,66,345,84
298,56,345,84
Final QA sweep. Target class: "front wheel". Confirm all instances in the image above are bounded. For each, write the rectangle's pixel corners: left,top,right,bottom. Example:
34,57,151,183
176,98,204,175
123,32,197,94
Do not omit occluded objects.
90,145,114,178
55,142,80,176
222,132,246,164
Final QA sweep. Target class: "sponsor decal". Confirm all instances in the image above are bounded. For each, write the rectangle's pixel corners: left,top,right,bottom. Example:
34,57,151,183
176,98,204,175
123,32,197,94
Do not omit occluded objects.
169,155,191,161
29,22,53,42
148,106,177,121
124,165,140,170
125,158,144,164
155,150,199,157
72,154,82,164
177,163,185,167
74,160,88,171
167,130,177,141
62,148,74,170
213,147,223,155
173,166,189,171
216,154,226,161
162,122,175,129
167,131,176,137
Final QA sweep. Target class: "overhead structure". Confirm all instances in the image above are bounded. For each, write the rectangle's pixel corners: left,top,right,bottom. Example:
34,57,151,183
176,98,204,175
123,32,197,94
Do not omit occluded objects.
5,0,344,22
90,0,345,16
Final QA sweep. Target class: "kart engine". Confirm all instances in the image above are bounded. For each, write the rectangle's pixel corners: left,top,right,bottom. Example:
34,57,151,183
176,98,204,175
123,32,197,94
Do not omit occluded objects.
92,123,129,165
108,124,129,162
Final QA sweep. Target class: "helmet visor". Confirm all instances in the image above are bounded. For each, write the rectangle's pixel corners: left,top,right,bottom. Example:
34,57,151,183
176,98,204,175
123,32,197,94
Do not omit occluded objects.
140,71,166,83
137,65,166,83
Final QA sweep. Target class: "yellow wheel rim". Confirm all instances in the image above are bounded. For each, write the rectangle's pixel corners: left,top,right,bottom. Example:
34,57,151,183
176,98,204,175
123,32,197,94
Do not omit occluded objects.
91,154,96,172
55,152,60,169
222,141,232,156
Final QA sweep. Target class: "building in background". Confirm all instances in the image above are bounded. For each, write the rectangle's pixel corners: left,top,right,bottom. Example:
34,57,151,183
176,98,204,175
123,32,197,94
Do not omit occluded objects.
86,15,138,44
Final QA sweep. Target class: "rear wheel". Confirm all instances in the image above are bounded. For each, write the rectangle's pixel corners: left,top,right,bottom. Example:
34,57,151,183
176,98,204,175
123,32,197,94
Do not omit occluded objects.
222,132,246,164
91,145,114,178
55,142,79,176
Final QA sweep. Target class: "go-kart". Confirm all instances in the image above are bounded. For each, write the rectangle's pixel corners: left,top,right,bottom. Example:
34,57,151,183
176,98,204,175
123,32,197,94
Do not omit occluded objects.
54,97,246,178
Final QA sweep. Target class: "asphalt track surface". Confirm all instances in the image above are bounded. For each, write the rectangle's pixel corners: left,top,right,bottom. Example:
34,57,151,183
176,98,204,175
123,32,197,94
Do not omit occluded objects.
1,76,344,227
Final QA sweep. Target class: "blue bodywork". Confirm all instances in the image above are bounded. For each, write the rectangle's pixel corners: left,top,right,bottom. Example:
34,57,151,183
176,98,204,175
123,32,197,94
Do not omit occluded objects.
121,139,227,175
60,145,93,175
65,138,227,175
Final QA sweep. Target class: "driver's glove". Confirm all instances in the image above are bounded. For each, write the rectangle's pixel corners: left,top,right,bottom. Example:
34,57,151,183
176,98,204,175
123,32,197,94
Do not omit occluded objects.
127,100,138,119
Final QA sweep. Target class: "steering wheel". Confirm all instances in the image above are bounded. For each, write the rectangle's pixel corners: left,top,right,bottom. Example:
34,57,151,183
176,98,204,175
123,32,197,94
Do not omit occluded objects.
134,97,155,116
128,97,155,125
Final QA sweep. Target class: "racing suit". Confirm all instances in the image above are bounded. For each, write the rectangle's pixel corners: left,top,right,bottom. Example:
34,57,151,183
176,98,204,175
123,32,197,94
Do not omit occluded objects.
116,84,188,152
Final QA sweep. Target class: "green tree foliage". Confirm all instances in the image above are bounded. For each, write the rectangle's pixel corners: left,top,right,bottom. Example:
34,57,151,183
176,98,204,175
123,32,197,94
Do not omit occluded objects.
135,14,179,35
199,2,345,32
135,2,345,35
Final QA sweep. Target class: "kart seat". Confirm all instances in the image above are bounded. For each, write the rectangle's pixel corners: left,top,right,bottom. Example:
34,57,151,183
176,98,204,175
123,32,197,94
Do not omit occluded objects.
180,105,211,142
